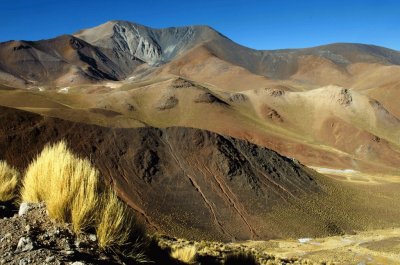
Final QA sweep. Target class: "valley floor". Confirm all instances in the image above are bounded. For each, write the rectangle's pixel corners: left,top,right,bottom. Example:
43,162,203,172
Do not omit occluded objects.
159,228,400,265
246,227,400,265
311,167,400,184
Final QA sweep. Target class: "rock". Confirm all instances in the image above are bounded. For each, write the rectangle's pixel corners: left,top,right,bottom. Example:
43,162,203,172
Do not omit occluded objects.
16,237,34,252
298,238,312,244
71,262,86,265
18,203,32,216
88,234,97,242
0,233,11,242
194,92,227,105
155,95,178,110
19,259,28,265
126,103,135,111
74,240,81,248
64,250,75,255
45,256,55,263
69,38,84,50
228,93,248,103
338,88,352,106
266,88,286,97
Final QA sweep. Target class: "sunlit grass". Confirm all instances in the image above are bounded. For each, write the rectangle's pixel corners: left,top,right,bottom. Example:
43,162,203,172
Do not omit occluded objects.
0,160,20,202
171,245,197,264
20,140,148,261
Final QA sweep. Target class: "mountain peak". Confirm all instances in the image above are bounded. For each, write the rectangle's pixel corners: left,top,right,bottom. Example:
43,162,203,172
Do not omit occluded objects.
105,20,218,32
74,20,221,66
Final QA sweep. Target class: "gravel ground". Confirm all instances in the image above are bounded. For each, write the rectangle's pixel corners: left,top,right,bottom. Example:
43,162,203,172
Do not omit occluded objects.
0,202,121,265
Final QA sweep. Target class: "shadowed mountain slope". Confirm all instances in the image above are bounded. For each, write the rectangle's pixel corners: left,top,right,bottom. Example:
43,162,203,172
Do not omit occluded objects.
2,106,399,241
0,34,142,87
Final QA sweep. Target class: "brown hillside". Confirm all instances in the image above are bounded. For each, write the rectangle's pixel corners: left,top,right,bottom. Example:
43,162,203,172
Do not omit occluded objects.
3,106,400,242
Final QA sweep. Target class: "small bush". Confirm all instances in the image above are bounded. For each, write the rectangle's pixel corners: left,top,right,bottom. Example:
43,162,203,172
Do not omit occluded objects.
224,252,258,265
0,160,20,202
171,246,197,264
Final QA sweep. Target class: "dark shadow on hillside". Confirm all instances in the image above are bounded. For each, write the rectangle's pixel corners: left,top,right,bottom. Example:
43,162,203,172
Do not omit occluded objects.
197,255,221,265
224,252,259,265
145,238,188,265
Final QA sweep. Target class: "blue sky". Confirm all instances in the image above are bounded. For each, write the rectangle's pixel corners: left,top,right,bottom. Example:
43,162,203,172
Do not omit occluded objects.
1,0,399,50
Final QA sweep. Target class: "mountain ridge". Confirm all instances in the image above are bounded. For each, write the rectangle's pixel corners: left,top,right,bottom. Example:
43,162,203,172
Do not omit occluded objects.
1,20,400,87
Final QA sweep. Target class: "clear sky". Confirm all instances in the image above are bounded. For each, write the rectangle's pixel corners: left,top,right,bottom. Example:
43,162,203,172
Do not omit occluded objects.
1,0,399,50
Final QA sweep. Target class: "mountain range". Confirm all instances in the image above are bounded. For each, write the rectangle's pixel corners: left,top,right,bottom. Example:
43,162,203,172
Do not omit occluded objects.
1,20,400,241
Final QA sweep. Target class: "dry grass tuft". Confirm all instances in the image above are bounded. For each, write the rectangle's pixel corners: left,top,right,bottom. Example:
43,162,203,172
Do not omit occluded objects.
171,246,197,264
97,190,149,263
70,165,100,233
0,161,20,202
21,141,100,232
20,140,147,261
97,190,135,248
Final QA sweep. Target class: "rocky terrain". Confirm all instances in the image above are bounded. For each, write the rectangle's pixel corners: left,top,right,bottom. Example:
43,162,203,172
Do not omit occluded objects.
0,203,124,264
74,21,220,66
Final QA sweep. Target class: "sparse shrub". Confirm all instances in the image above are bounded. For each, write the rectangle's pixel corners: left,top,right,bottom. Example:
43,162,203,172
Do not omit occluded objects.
97,190,138,247
0,160,20,202
224,252,258,265
171,245,197,264
96,191,149,262
20,140,149,262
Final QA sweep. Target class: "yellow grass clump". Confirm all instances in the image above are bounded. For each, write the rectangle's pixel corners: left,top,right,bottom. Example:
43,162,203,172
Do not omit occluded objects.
97,190,135,248
95,190,148,263
21,141,100,232
0,160,20,202
20,140,146,259
171,246,197,264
